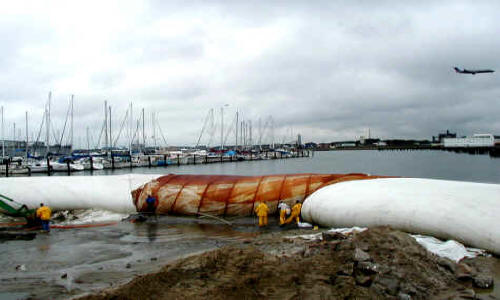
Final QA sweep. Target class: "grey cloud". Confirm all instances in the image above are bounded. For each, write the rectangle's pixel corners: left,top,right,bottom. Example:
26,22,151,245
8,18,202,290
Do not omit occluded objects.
1,0,500,147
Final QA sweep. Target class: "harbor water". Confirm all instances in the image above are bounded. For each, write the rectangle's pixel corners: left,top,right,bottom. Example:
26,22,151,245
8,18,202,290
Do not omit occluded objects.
28,150,500,183
0,150,499,299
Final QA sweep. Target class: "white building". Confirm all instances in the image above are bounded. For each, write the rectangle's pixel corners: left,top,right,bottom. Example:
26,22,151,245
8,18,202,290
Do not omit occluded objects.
443,134,495,148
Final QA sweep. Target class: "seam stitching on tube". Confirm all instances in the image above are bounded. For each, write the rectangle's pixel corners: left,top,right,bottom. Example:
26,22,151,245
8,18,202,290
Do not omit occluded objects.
251,176,266,213
223,178,239,217
276,175,288,211
304,174,313,200
197,178,217,215
170,179,188,214
148,174,177,213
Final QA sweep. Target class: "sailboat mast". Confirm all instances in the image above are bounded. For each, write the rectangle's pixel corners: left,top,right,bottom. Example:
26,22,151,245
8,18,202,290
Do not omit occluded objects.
152,112,156,148
86,126,90,155
249,120,252,149
70,94,74,151
220,107,224,150
235,109,238,150
109,106,112,149
142,108,145,151
46,92,51,157
128,102,134,155
104,101,108,151
1,106,4,157
25,111,29,159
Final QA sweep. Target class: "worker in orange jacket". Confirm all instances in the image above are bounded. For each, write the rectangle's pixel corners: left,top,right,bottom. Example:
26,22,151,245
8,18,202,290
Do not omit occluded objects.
284,201,302,225
254,201,269,227
36,203,52,232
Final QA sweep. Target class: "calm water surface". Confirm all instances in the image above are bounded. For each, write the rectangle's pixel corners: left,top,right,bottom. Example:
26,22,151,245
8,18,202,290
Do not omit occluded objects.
40,150,500,183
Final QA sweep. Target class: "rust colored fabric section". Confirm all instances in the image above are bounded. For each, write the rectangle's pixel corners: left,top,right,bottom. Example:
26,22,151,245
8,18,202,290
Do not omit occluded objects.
132,173,389,216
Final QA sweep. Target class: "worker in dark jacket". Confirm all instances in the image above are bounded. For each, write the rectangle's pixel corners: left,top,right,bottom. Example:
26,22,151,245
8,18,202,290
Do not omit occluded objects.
145,194,157,214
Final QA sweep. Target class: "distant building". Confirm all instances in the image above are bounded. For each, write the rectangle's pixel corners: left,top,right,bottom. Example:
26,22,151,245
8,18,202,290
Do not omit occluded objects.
317,143,331,150
443,134,495,148
304,142,317,149
432,130,456,143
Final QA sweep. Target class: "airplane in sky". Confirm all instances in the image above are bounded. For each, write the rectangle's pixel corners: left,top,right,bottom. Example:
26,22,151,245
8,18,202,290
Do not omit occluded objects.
454,67,495,75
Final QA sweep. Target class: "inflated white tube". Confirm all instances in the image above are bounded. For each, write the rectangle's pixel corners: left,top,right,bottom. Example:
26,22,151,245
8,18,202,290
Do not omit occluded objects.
301,178,500,255
0,174,161,213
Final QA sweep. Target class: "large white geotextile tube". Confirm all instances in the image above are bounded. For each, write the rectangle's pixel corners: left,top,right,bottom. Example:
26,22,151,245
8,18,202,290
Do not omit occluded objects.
301,178,500,255
0,174,161,213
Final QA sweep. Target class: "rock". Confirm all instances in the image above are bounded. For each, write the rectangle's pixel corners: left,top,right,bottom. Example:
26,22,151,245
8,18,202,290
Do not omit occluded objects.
437,257,456,273
151,257,158,261
377,275,400,296
61,273,68,279
456,289,476,299
455,263,474,282
15,265,26,271
334,275,356,298
126,263,131,269
472,274,494,289
399,283,417,296
356,261,379,274
336,263,354,276
303,246,312,257
398,292,411,300
355,274,372,287
322,231,347,241
354,248,371,262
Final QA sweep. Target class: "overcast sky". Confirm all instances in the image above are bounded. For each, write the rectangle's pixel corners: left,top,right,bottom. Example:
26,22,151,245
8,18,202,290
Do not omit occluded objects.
1,0,499,148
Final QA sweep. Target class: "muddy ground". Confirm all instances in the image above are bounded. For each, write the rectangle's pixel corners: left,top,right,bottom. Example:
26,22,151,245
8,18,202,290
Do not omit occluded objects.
78,226,497,300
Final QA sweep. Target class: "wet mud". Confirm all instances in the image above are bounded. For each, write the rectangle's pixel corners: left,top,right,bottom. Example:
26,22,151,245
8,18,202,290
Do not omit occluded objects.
0,216,260,300
78,226,499,300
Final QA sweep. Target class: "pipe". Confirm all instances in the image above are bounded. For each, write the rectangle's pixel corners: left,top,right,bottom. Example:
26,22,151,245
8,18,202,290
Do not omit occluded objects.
132,173,387,216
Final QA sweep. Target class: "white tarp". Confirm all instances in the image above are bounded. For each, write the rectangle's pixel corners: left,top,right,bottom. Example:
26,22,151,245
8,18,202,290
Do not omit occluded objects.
301,178,500,255
287,226,485,262
412,235,486,262
0,174,161,213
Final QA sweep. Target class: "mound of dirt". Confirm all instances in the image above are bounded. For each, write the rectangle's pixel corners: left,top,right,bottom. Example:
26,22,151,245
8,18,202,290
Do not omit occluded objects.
79,227,491,300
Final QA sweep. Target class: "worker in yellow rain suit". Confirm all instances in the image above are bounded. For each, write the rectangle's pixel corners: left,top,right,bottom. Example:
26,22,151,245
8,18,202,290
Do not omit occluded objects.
254,201,269,227
36,203,52,232
277,201,290,225
284,200,302,225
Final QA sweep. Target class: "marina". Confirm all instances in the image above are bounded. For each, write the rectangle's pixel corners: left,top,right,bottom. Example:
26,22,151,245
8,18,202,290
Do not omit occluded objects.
1,1,500,299
1,96,312,177
0,149,311,177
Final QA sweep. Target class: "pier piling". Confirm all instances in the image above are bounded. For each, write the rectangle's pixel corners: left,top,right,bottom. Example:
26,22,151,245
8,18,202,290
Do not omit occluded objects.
47,158,51,176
